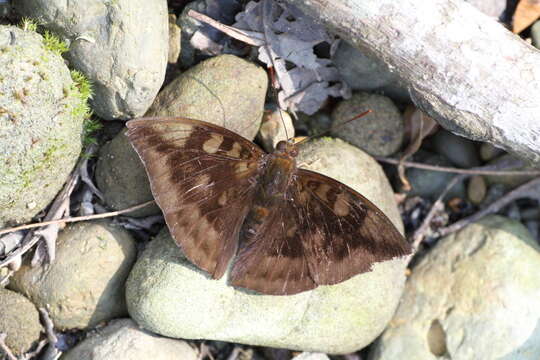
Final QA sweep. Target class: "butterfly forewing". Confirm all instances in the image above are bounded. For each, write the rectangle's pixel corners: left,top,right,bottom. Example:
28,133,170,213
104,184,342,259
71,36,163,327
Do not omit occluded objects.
126,117,265,278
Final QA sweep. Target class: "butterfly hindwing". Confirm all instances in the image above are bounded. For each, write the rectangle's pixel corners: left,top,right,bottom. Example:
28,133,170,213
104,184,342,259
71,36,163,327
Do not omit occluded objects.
126,117,265,279
230,168,411,295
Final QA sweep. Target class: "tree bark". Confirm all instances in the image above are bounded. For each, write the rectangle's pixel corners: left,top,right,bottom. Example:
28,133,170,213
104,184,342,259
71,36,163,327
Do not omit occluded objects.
287,0,540,164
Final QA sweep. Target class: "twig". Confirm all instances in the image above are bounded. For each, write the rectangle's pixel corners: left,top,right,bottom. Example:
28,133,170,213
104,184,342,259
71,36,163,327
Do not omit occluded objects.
187,10,265,46
411,174,466,250
0,333,17,360
376,157,540,176
437,177,540,237
39,308,61,360
0,200,155,238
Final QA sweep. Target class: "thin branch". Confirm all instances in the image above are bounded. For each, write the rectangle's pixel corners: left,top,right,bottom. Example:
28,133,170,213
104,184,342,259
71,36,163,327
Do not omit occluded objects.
39,307,61,360
376,157,540,176
0,200,155,237
437,177,540,237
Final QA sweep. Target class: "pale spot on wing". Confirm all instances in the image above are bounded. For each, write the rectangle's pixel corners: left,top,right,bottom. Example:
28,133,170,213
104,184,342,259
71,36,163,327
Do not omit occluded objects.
334,193,350,216
286,224,298,238
218,191,228,206
202,133,224,154
226,142,243,157
314,183,331,201
235,161,249,174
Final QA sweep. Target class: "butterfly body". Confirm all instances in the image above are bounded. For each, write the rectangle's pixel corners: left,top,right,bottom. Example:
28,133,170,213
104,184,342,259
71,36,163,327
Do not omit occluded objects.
126,117,412,295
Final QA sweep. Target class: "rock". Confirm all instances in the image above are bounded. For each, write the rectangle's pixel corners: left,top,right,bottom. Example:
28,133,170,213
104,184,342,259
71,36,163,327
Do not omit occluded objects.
533,21,540,49
332,41,409,103
95,130,162,217
292,353,330,360
484,154,537,188
257,104,295,152
15,0,168,120
0,288,42,356
331,93,404,157
61,319,198,360
168,14,181,65
146,54,267,140
9,221,136,330
126,138,409,354
0,26,87,226
479,142,504,162
369,216,540,360
431,129,480,168
467,175,487,205
405,151,466,200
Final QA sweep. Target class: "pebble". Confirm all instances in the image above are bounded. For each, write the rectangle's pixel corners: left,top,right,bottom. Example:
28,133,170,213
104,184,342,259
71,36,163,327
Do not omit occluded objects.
15,0,169,120
370,216,540,359
0,288,42,356
9,221,136,330
331,92,404,157
431,129,480,168
467,175,487,205
257,104,295,152
62,319,199,360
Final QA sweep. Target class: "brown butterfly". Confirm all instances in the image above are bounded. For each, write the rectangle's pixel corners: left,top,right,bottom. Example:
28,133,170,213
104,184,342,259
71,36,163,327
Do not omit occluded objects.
126,117,412,295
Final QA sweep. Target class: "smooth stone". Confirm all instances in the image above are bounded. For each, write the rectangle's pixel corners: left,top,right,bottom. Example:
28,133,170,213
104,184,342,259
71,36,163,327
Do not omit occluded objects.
0,26,86,227
331,93,404,157
9,221,136,330
369,216,540,360
464,0,507,18
126,138,408,354
168,14,181,65
431,129,480,168
467,175,487,205
292,353,330,360
146,54,267,140
95,130,162,217
61,319,198,360
257,104,295,152
405,151,466,200
533,21,540,49
484,154,538,188
0,288,42,356
479,142,505,162
15,0,168,120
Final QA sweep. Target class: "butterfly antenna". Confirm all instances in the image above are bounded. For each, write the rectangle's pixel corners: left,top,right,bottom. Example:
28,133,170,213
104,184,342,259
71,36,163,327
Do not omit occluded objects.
294,110,373,146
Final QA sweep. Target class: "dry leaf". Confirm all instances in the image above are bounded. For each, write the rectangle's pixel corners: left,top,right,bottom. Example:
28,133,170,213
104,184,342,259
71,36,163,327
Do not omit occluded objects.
399,106,439,191
513,0,540,33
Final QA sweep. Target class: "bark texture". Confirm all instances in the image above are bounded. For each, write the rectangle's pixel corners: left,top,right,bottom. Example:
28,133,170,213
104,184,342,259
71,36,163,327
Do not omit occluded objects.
287,0,540,164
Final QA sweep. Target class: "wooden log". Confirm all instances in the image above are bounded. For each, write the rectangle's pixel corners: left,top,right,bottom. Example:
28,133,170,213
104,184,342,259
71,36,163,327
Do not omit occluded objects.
287,0,540,164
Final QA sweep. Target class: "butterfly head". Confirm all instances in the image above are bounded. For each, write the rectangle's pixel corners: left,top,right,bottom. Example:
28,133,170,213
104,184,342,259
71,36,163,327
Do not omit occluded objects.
275,140,299,157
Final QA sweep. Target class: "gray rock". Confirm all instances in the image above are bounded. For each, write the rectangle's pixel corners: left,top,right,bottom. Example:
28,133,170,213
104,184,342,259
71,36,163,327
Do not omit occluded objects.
479,142,505,162
61,319,198,360
292,353,330,360
431,129,480,168
95,130,162,217
485,154,537,188
331,93,404,157
257,104,295,152
405,151,466,200
15,0,168,120
146,54,267,140
467,175,487,205
533,21,540,49
9,221,136,330
0,26,87,226
369,216,540,360
126,138,408,354
0,288,42,356
333,41,409,103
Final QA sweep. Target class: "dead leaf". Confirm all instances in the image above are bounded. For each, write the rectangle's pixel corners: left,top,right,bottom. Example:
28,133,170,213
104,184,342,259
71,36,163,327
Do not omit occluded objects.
399,106,439,191
513,0,540,33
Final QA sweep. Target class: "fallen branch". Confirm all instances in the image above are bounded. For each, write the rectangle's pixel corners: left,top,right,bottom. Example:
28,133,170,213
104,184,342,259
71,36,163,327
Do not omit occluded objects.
437,177,540,237
39,308,61,360
286,0,540,164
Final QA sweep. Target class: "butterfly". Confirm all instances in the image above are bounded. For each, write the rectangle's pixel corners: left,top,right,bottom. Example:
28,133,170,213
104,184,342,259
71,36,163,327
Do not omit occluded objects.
126,116,412,295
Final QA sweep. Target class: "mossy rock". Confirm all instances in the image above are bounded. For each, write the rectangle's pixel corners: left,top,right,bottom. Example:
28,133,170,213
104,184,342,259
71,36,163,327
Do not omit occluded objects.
0,26,88,226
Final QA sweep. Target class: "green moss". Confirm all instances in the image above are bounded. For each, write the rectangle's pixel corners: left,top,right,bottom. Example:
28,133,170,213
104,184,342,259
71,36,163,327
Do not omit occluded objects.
19,18,38,32
43,31,69,55
82,118,102,146
70,70,92,102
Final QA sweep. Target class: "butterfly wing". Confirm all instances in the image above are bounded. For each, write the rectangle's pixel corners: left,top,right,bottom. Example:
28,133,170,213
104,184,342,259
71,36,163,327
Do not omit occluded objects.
230,168,411,295
126,117,265,279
